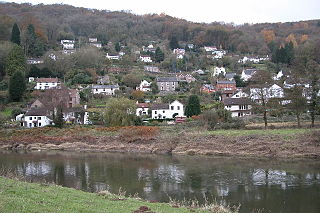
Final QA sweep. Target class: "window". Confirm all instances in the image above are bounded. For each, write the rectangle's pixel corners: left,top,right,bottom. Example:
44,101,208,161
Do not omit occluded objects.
39,122,42,127
171,106,174,110
155,111,157,114
37,117,41,120
34,117,37,119
96,89,98,91
29,123,32,127
163,111,165,113
177,106,180,110
29,117,32,120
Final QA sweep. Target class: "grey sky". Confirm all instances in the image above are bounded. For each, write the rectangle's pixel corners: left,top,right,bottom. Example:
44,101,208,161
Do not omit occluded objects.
2,0,320,24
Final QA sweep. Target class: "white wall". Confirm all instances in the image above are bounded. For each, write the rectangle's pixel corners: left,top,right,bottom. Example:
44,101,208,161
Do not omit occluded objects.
152,101,184,119
34,82,59,90
24,116,52,128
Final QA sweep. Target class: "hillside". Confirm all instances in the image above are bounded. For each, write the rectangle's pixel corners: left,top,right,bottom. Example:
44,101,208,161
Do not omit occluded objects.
0,2,320,54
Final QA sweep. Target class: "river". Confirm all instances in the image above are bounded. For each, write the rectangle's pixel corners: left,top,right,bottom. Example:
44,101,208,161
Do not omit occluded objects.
0,151,319,213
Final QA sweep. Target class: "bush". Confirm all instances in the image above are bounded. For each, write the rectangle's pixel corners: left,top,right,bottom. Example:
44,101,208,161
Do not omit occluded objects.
11,107,23,118
215,118,245,130
198,110,219,130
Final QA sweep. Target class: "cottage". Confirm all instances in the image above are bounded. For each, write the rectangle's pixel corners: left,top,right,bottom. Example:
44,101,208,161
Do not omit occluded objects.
173,48,185,59
176,74,196,83
106,53,120,60
142,44,156,53
223,98,252,117
139,55,152,63
34,78,60,90
27,58,44,65
156,77,179,92
241,69,257,81
136,80,151,92
151,100,184,119
61,40,75,50
212,67,226,77
97,75,110,84
250,84,284,102
201,84,215,93
231,91,249,98
136,103,150,116
144,66,160,73
204,46,217,52
91,84,119,95
22,108,53,128
225,73,236,81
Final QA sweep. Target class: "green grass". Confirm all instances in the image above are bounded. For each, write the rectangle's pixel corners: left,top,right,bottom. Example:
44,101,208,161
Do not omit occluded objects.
206,128,315,137
0,108,12,117
0,177,221,213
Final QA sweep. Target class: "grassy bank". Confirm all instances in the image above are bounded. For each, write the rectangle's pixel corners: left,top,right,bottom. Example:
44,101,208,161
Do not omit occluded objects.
0,177,233,213
0,126,320,158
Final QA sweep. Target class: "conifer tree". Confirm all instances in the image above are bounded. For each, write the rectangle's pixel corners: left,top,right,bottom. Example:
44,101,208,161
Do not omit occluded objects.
185,95,201,117
10,23,21,45
9,70,26,102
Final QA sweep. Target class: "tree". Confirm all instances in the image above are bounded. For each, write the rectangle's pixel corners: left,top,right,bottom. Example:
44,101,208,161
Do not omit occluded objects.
11,23,21,45
24,24,45,57
115,42,120,52
9,70,26,102
122,73,142,88
285,86,307,128
185,95,201,117
54,106,64,128
5,44,26,76
151,81,159,94
234,75,246,87
155,47,164,62
104,97,137,127
169,36,179,50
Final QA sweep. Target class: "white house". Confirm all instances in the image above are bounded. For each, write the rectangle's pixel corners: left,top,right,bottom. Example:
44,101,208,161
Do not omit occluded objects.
22,108,53,128
136,103,149,116
140,55,152,63
273,70,284,81
106,53,120,60
231,91,249,98
27,58,44,65
250,84,284,102
212,67,226,77
151,100,185,119
204,46,217,52
241,69,257,81
225,73,236,81
34,78,60,90
223,98,252,117
91,84,119,95
61,40,75,50
212,50,226,59
136,80,151,92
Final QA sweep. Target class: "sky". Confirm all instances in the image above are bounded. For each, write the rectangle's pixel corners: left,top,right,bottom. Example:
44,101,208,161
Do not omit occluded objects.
2,0,320,24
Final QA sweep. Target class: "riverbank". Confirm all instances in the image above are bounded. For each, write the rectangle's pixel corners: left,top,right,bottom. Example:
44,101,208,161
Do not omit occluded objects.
0,176,235,213
0,126,320,158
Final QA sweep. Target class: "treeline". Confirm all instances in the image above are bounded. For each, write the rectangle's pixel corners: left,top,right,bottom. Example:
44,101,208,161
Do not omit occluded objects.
0,2,320,55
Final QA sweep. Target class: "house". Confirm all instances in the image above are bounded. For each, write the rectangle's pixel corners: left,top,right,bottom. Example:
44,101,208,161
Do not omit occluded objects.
61,40,75,50
142,44,156,53
27,58,44,65
156,77,179,92
212,67,226,77
139,55,152,63
216,80,236,91
201,84,215,93
151,100,185,119
223,98,252,117
225,73,236,81
231,91,249,99
273,70,284,81
62,49,76,55
137,80,151,92
136,103,149,116
204,46,217,52
192,69,205,75
173,48,185,59
187,44,194,49
90,84,119,95
22,108,53,128
89,38,102,48
144,66,160,73
34,78,60,90
106,53,120,60
241,69,257,81
176,74,196,83
250,84,284,102
212,50,226,59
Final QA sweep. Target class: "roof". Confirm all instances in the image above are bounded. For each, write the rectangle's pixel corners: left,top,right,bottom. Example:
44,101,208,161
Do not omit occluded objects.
217,80,236,84
36,78,59,83
25,108,50,116
151,103,169,110
223,98,252,105
225,73,236,79
137,103,149,108
243,69,257,75
91,84,119,89
156,77,179,82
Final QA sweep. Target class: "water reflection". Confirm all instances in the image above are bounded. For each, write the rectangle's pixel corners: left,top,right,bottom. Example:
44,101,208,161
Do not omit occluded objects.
0,151,320,213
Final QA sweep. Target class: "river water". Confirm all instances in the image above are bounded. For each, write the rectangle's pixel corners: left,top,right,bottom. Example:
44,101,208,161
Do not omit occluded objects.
0,151,319,213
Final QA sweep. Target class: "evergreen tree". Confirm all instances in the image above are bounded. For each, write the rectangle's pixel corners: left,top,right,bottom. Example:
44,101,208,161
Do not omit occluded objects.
115,42,121,52
169,36,179,50
185,95,201,117
54,107,64,128
10,23,21,45
155,47,164,62
9,70,26,102
25,24,45,57
5,44,26,76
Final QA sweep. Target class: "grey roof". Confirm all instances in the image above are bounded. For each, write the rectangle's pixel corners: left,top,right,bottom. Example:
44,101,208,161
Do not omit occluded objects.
225,73,236,79
25,108,50,117
151,103,170,110
223,98,252,105
156,77,179,82
217,80,236,84
243,69,257,75
91,84,119,89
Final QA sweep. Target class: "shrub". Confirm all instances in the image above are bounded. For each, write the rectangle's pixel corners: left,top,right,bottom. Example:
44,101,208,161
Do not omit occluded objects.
198,110,219,130
119,126,159,142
